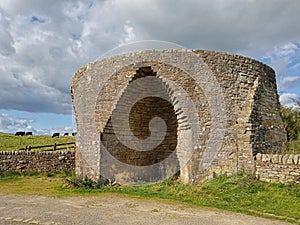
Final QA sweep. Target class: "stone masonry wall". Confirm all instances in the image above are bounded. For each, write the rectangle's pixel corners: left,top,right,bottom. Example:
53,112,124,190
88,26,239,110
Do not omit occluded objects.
255,153,300,184
1,150,299,185
0,151,75,173
194,50,286,163
72,49,287,184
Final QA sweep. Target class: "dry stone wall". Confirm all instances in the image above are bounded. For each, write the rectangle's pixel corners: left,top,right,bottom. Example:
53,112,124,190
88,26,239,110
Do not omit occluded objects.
255,153,300,183
72,49,287,184
0,151,75,173
1,151,299,184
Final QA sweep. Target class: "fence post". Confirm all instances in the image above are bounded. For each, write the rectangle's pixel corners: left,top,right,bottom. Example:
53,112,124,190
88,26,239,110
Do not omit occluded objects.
54,143,57,151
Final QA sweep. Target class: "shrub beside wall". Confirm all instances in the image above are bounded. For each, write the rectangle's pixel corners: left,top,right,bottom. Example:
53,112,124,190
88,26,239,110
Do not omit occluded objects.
0,151,75,173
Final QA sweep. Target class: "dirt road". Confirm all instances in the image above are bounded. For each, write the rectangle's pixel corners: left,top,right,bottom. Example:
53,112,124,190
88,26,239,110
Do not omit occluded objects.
0,194,294,225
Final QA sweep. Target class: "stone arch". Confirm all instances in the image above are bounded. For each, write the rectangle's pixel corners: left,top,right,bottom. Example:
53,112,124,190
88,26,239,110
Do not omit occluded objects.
95,62,208,183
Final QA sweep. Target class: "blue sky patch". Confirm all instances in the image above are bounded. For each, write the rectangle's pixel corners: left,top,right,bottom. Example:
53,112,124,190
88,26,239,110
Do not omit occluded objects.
31,16,46,23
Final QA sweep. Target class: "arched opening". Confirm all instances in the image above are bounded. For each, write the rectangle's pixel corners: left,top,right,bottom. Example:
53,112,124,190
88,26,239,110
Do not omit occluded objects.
101,66,180,182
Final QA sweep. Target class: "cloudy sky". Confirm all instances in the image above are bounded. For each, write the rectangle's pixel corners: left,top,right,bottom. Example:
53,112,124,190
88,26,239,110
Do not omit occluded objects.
0,0,299,135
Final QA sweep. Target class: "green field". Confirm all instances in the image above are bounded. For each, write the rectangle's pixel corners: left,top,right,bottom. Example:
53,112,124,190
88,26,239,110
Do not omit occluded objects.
0,172,299,224
0,132,75,151
1,132,299,153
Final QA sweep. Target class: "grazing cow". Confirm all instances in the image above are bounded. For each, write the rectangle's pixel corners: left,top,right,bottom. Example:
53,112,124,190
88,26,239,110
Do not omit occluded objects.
72,132,77,136
25,132,33,136
52,132,60,138
15,131,25,136
64,132,69,136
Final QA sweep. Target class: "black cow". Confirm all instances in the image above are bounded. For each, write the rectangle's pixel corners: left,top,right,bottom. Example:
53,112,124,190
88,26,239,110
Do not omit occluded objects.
72,132,77,136
64,133,69,136
52,132,60,138
25,132,33,136
15,131,25,136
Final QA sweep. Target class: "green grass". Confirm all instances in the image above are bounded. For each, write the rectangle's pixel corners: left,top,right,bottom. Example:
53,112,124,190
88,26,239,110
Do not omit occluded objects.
0,132,75,151
0,172,299,224
0,171,67,196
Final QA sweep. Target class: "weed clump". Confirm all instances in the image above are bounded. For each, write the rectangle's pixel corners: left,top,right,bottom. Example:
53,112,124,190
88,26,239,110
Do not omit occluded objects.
65,176,119,189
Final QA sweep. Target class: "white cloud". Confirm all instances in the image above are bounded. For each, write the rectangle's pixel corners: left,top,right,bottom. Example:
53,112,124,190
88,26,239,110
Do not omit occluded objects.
122,23,136,44
266,43,299,60
0,113,36,134
279,93,300,108
0,112,76,135
262,42,300,95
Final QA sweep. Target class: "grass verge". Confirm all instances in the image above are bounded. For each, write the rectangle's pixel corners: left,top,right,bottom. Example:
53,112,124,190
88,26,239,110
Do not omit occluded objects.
0,171,299,224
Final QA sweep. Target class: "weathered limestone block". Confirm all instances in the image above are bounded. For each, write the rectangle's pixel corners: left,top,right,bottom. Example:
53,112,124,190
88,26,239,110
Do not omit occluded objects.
262,154,271,163
282,155,289,164
271,154,279,163
293,154,299,165
286,155,294,164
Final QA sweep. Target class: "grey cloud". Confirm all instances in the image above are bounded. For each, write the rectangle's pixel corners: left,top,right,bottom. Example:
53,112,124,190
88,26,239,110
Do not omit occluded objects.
113,0,300,56
0,70,72,114
0,0,300,115
0,9,16,56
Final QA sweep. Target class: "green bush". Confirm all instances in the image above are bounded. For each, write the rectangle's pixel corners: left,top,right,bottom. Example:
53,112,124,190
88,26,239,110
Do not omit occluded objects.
65,176,109,189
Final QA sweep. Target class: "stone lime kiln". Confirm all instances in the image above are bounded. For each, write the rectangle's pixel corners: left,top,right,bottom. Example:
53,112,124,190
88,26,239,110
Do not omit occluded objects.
71,49,286,184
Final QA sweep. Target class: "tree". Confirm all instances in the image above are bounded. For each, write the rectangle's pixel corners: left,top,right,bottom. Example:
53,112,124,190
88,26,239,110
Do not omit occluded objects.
280,102,300,141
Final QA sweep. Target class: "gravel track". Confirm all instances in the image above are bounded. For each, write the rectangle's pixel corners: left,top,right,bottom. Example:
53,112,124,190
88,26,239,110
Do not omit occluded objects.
0,194,294,225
